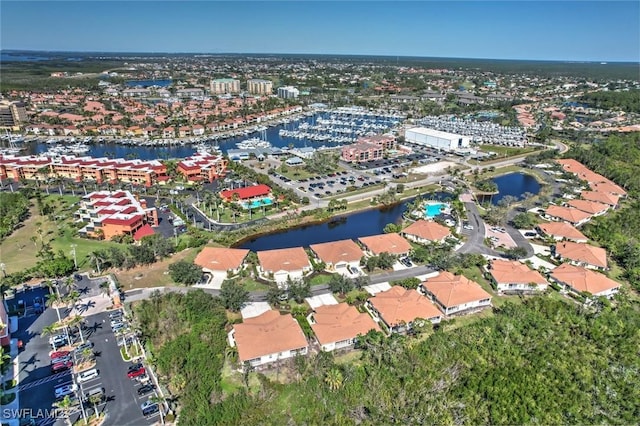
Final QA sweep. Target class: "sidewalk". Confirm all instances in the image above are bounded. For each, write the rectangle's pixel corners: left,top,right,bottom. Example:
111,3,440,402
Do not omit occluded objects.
1,338,21,426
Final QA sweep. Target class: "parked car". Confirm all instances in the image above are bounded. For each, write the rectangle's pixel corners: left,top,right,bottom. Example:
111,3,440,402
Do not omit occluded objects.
141,401,159,416
463,224,474,230
137,384,156,396
109,310,124,320
74,341,93,354
54,383,77,399
51,361,73,374
50,350,70,359
127,367,146,379
51,355,72,365
524,231,538,237
49,334,68,348
77,368,99,383
33,297,44,314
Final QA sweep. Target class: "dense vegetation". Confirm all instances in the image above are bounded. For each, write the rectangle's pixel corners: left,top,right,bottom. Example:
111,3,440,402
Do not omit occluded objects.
567,133,640,290
578,89,640,114
0,192,30,240
133,291,230,425
137,292,640,425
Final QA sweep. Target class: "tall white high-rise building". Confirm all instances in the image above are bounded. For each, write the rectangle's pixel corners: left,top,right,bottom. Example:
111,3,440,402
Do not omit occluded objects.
277,86,300,99
210,78,240,95
247,79,273,95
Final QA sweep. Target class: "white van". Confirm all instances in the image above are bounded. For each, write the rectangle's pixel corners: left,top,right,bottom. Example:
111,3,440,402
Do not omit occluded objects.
77,368,99,383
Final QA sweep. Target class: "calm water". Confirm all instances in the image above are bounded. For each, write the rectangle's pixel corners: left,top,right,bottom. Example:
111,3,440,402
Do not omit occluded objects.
480,172,541,205
125,79,173,88
26,113,398,160
235,192,453,251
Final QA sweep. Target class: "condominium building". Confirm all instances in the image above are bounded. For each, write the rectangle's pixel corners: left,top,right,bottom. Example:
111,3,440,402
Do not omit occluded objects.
0,154,170,187
176,153,228,183
76,190,158,240
340,134,397,163
277,86,299,99
210,78,240,95
0,100,28,131
247,79,273,95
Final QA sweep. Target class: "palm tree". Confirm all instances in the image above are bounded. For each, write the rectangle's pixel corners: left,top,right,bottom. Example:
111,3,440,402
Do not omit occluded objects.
88,393,103,418
324,368,343,391
80,347,94,364
68,315,85,343
46,292,63,321
89,251,104,274
53,395,75,426
149,395,166,425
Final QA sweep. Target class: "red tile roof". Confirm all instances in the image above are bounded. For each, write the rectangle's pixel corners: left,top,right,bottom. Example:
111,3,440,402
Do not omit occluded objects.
421,272,492,309
403,220,451,242
358,233,412,256
194,247,249,272
133,224,155,241
220,184,271,200
311,303,380,346
550,264,620,296
257,247,310,273
233,311,308,362
309,240,364,265
369,286,442,325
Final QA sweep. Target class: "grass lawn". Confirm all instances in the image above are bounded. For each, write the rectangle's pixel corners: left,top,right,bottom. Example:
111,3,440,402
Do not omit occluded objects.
234,277,270,291
309,273,334,287
114,248,195,290
0,199,123,274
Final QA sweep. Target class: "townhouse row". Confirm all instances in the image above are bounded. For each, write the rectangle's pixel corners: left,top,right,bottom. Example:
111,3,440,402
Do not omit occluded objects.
0,152,228,186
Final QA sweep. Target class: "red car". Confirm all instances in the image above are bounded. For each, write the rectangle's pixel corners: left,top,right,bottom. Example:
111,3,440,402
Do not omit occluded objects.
51,361,73,374
50,350,70,359
127,367,146,379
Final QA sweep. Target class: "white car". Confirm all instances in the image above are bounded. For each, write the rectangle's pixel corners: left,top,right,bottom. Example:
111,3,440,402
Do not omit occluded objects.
463,224,474,230
77,368,99,383
55,383,77,399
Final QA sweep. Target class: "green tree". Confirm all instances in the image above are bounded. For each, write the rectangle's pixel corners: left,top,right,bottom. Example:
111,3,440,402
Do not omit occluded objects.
324,368,344,391
168,261,203,285
328,274,354,295
511,212,537,229
383,223,402,233
219,281,249,311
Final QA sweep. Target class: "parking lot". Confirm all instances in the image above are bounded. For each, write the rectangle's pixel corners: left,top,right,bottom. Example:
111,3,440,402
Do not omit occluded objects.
10,282,160,426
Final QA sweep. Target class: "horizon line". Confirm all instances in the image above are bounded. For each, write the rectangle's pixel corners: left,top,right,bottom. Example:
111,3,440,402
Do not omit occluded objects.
2,48,638,64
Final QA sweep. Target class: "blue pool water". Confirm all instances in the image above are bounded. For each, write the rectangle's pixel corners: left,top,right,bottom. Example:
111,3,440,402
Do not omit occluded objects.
243,197,273,209
425,202,446,218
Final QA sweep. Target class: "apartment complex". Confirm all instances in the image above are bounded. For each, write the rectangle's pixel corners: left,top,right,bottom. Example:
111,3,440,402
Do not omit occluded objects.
341,134,397,163
277,86,300,99
210,78,241,95
176,153,228,183
0,100,28,131
247,79,273,95
76,190,158,241
0,154,170,187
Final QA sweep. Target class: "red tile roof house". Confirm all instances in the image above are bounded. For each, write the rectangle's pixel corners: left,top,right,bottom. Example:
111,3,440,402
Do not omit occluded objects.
543,205,592,227
257,247,312,287
550,263,620,299
309,239,364,273
358,233,412,257
580,190,620,208
554,241,608,271
402,220,451,244
228,310,308,368
194,247,249,279
308,303,380,351
566,199,610,217
536,222,588,243
366,286,443,334
486,259,548,294
420,272,492,316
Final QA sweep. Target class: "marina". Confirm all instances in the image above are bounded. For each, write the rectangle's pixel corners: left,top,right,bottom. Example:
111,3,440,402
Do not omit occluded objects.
3,108,405,161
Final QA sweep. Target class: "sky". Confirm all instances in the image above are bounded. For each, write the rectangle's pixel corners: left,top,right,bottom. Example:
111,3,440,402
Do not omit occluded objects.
1,1,639,62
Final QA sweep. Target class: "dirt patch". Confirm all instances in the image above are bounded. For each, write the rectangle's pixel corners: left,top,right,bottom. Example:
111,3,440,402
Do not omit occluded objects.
114,248,195,290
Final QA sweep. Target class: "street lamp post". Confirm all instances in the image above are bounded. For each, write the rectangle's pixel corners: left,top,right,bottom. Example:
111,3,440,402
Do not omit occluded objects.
70,244,78,269
0,263,5,277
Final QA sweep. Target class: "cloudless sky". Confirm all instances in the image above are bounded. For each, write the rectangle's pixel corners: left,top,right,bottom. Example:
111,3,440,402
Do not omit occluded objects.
2,1,639,62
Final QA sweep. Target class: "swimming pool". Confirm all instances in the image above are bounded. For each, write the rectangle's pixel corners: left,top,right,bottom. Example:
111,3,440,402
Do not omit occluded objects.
424,202,446,218
243,197,273,209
